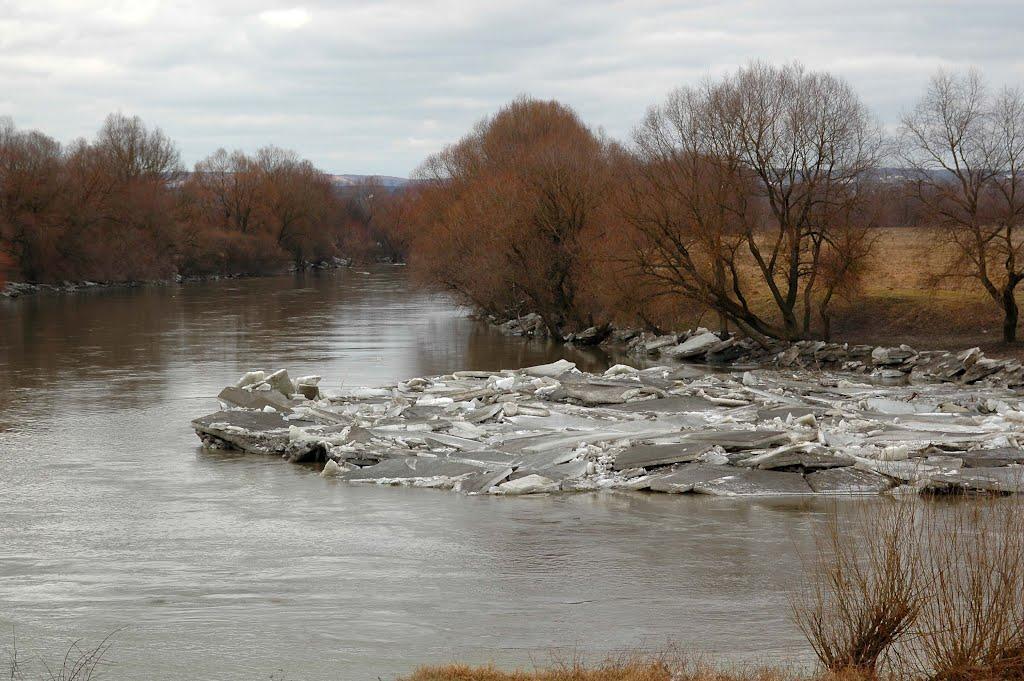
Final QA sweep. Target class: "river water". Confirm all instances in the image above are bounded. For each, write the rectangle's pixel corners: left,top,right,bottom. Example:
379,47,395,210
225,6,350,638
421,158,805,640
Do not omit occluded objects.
0,268,832,680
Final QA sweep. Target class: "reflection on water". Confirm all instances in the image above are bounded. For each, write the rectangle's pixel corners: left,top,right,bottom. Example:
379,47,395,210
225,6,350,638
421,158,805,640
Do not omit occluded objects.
1,268,828,680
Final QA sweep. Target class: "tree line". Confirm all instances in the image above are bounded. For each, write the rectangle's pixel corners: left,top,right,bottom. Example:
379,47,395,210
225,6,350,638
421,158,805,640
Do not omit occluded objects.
0,114,407,286
404,63,1024,343
5,64,1022,345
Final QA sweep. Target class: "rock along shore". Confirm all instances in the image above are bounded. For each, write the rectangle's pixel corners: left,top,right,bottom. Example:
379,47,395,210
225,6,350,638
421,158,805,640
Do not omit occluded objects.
0,257,353,299
192,345,1024,498
493,313,1024,388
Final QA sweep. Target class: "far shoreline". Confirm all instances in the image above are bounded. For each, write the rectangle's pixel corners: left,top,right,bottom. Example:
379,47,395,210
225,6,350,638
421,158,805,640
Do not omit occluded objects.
0,257,382,300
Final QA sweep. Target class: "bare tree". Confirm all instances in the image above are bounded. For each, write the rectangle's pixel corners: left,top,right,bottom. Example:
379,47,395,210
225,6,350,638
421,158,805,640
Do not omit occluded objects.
191,148,262,234
901,70,1024,343
0,118,64,281
627,62,885,342
255,146,336,266
95,113,181,182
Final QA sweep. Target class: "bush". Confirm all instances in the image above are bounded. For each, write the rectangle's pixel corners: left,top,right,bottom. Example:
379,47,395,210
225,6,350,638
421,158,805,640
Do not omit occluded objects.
178,229,288,277
794,497,1024,681
793,502,925,677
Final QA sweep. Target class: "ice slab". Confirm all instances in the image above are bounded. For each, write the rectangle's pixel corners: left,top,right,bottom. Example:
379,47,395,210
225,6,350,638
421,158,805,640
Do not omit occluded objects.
340,457,488,483
756,405,821,421
192,410,313,454
647,463,733,493
613,443,712,471
607,395,718,413
747,450,854,471
681,429,789,450
522,359,576,377
960,448,1024,468
456,467,514,494
497,474,559,494
217,386,295,413
693,469,815,496
931,466,1024,493
806,467,896,494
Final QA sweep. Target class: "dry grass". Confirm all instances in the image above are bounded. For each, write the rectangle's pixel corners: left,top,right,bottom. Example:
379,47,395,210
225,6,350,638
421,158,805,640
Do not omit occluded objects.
5,631,116,681
642,226,1024,357
401,658,849,681
793,503,925,678
795,498,1024,681
827,227,1018,356
401,660,676,681
907,501,1024,681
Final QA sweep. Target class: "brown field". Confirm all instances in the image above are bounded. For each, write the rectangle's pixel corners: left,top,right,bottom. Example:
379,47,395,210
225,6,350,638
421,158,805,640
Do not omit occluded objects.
638,226,1023,360
829,227,1018,357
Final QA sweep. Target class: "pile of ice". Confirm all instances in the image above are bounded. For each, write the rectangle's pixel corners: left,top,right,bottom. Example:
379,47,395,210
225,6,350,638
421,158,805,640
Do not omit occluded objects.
192,358,1024,497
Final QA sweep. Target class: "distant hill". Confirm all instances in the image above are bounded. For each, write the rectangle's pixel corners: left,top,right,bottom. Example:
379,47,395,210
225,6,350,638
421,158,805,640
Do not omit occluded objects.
328,174,410,189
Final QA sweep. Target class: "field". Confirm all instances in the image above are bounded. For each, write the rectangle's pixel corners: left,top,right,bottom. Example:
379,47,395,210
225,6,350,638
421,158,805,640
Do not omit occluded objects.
639,226,1023,359
830,227,1017,356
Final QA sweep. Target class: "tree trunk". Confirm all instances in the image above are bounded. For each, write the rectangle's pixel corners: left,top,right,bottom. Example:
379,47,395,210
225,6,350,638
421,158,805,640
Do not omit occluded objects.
820,310,832,343
780,301,801,341
1003,286,1019,343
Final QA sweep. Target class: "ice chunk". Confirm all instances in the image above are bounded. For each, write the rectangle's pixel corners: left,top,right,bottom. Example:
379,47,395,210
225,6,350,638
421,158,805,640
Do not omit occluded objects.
693,469,814,496
218,386,294,413
235,370,267,388
321,460,343,477
647,463,733,493
663,332,721,359
523,359,576,377
496,474,558,495
456,467,514,494
613,443,712,470
806,467,894,494
350,387,391,399
604,364,638,377
265,369,295,397
492,375,516,390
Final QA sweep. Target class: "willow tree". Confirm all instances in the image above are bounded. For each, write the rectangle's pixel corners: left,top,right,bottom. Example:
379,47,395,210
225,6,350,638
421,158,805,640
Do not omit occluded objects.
0,118,64,281
626,62,884,342
409,97,616,337
901,70,1024,343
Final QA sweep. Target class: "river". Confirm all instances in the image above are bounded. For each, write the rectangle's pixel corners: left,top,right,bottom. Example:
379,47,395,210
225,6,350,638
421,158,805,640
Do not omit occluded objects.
0,267,829,680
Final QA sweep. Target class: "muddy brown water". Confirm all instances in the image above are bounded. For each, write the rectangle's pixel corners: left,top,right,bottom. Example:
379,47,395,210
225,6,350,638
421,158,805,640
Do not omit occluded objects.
0,267,840,680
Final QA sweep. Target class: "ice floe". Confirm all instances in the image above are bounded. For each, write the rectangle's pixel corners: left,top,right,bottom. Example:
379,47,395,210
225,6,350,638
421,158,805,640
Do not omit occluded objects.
192,358,1024,497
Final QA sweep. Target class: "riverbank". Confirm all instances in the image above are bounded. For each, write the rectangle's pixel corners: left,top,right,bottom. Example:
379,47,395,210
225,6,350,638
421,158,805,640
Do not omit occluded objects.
492,314,1024,388
402,659,820,680
481,227,1024,363
0,256,354,299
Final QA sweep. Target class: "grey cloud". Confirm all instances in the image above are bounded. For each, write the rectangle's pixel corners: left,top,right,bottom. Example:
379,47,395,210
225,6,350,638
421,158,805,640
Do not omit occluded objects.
1,0,1021,175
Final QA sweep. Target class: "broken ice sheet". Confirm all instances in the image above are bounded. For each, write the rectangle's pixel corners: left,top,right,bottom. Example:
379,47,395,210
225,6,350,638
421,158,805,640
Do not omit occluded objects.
193,362,1024,497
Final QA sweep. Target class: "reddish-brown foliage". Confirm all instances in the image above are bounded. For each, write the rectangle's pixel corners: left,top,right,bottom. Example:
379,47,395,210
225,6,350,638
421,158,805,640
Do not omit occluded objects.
0,114,400,284
334,177,414,264
0,250,11,286
406,97,620,337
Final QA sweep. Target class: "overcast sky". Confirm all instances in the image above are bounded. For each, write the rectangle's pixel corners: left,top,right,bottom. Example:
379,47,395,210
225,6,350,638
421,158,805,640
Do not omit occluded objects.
1,1,1021,176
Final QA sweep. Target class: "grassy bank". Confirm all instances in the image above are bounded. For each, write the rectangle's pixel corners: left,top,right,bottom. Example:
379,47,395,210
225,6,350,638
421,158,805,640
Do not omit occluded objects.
402,659,830,681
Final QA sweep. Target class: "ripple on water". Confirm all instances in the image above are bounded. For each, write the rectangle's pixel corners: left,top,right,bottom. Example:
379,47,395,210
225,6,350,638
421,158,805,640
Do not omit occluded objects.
1,268,817,680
